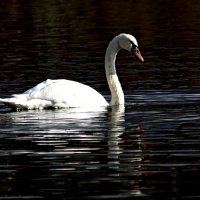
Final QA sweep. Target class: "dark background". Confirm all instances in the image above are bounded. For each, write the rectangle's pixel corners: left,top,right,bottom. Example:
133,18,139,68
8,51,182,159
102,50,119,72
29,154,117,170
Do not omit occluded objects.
0,1,200,199
0,0,199,95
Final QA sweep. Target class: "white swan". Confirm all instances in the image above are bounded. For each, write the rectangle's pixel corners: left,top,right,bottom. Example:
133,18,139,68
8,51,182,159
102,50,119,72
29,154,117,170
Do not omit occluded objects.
0,33,144,110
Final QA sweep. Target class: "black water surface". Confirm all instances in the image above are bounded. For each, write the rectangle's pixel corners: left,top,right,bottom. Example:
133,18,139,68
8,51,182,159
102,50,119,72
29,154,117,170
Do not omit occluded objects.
0,0,200,199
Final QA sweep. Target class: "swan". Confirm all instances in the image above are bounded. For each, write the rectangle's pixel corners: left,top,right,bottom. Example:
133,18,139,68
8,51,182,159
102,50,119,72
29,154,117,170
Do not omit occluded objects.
0,33,144,110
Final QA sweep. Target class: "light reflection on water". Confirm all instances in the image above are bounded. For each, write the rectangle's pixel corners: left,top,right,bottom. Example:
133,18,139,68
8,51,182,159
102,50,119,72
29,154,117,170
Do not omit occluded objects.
0,92,200,199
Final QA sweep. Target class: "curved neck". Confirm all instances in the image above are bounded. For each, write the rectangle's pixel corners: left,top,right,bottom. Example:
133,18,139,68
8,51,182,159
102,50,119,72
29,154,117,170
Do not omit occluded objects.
105,37,124,106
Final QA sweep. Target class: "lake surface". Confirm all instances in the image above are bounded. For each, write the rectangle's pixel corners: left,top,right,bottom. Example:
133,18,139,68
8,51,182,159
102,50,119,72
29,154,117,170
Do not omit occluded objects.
0,0,200,199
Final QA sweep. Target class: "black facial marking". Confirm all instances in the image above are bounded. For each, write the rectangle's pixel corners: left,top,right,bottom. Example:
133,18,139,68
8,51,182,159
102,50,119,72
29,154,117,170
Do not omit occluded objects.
130,41,138,48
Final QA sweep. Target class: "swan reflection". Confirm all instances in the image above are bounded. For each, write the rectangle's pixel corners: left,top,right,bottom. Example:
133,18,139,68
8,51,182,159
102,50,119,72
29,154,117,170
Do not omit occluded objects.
107,105,125,167
0,106,144,197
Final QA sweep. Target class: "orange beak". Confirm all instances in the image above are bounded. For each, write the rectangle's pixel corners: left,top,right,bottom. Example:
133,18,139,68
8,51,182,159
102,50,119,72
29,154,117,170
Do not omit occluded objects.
132,47,144,62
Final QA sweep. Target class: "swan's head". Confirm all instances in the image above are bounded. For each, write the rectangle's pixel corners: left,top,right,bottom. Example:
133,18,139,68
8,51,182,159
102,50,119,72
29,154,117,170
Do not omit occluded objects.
117,33,144,62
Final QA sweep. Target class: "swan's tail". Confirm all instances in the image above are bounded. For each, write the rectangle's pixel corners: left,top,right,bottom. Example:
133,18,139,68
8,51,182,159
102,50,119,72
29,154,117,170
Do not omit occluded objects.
0,94,52,110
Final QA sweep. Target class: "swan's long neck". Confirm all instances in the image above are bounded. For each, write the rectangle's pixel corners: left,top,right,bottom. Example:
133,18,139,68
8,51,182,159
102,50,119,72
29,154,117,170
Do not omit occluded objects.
105,37,124,106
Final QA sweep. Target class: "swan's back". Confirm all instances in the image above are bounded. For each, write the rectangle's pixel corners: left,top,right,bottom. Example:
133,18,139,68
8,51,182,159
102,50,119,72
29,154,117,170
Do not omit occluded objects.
26,79,108,107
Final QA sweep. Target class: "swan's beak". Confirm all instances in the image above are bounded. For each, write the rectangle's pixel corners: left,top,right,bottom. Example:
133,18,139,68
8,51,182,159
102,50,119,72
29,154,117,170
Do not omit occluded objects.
132,47,144,62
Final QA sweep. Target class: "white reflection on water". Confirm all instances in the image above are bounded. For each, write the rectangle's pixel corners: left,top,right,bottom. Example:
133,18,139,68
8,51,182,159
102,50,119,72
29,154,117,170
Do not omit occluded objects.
0,91,199,199
107,105,124,166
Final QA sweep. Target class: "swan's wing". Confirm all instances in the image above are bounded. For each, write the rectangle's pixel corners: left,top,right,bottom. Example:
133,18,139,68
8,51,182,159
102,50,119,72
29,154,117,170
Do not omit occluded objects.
24,79,108,107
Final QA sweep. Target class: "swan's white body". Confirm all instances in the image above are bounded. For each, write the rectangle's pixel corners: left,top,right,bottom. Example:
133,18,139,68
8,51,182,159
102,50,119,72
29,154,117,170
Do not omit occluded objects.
0,33,143,110
0,79,108,109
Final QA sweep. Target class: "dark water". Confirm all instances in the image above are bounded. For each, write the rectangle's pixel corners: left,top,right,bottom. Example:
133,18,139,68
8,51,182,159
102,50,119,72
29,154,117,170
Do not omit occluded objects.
0,0,200,199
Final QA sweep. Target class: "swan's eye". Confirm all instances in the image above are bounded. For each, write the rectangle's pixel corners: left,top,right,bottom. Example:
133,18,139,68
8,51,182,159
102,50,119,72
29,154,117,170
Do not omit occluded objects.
130,41,137,48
